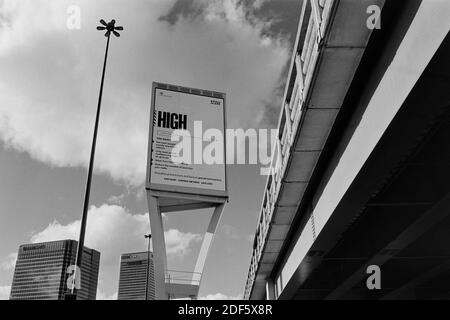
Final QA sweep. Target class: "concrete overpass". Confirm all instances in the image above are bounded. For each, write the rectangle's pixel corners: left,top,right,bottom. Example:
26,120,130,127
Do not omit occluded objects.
244,0,450,300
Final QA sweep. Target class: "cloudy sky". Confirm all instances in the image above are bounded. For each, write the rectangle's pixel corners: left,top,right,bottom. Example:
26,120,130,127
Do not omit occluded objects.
0,0,300,299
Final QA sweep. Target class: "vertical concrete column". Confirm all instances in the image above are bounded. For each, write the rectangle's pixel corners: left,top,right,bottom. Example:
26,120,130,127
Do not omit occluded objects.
147,195,168,300
193,203,225,287
266,278,276,300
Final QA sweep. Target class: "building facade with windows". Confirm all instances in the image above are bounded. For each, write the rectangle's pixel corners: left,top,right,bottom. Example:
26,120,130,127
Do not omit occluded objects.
9,240,100,300
118,251,155,300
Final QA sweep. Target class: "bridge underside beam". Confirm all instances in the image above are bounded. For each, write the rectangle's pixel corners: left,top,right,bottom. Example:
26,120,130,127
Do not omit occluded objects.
282,24,450,300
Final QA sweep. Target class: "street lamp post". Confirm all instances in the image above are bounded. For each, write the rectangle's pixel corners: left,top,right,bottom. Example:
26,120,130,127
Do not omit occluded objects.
67,19,123,300
145,234,152,300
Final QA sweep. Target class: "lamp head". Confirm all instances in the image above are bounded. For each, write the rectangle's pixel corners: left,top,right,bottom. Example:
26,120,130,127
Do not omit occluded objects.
97,19,123,37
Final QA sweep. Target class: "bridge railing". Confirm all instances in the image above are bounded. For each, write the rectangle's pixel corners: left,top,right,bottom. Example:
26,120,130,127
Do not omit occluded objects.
244,0,334,300
165,269,201,286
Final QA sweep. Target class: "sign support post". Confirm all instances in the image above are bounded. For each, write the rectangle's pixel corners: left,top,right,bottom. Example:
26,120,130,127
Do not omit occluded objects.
147,195,168,300
192,203,225,286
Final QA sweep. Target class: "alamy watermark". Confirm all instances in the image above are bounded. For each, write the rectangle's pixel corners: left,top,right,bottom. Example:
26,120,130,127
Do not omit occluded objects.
66,5,81,30
366,4,381,30
166,121,280,176
366,265,381,290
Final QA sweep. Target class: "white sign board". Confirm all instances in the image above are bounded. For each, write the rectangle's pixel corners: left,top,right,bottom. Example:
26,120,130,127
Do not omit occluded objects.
147,83,227,198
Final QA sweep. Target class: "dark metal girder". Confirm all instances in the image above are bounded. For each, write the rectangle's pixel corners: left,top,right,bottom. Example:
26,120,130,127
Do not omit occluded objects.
325,191,450,299
381,259,450,300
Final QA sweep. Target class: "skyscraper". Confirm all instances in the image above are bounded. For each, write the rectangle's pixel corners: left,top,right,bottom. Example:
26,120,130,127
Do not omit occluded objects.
9,240,100,300
118,251,155,300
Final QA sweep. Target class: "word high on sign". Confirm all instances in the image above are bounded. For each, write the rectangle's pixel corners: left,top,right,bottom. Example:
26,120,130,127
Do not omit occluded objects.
157,111,187,130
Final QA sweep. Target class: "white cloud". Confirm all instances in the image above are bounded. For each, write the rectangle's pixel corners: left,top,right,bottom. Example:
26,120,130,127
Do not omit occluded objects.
29,204,201,298
0,0,290,187
30,204,200,259
165,229,202,257
253,0,268,10
0,286,11,300
199,292,243,300
31,204,148,257
0,253,17,271
107,194,125,205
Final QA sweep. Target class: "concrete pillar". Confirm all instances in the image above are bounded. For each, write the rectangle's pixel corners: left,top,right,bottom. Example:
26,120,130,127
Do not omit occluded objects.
266,278,276,300
147,195,168,300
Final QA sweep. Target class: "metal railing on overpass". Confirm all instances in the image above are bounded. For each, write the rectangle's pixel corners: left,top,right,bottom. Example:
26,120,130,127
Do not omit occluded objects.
244,0,335,299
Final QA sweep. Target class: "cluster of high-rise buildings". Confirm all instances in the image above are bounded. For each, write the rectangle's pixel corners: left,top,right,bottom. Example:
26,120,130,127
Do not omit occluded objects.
7,239,155,300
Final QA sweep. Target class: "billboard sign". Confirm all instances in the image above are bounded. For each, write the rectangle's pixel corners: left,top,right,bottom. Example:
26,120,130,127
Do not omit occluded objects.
147,82,228,199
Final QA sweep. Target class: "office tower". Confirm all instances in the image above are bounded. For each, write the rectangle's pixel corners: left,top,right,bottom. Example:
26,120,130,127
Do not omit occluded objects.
9,239,100,300
118,251,155,300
